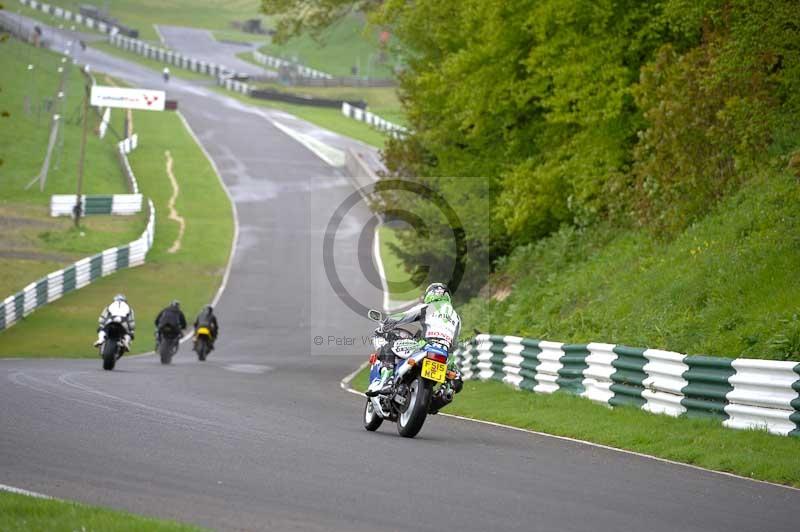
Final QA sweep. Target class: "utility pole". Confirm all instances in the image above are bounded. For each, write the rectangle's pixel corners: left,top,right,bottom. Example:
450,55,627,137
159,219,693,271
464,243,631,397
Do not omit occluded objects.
74,77,91,228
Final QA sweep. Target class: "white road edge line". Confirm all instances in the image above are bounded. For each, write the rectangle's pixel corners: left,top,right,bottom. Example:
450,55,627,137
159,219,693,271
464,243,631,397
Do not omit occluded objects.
0,483,53,499
338,365,800,493
372,226,391,312
153,24,166,46
128,110,240,358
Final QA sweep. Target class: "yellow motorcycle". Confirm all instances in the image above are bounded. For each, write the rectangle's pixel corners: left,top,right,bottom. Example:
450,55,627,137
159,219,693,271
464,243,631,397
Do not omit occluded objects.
193,327,213,361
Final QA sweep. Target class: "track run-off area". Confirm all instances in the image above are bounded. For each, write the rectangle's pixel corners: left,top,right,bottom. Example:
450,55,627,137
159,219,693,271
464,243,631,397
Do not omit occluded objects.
1,12,798,532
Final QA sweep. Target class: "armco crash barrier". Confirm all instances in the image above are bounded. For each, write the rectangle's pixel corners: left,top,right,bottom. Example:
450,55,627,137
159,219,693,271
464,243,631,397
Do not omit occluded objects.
0,199,155,333
454,335,800,437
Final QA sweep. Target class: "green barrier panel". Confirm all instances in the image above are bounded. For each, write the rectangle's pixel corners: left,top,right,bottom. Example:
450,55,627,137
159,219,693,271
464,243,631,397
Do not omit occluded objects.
63,265,76,293
680,356,734,420
35,278,47,307
116,245,129,270
90,254,102,281
790,363,800,437
518,343,542,391
84,195,113,215
14,292,24,321
609,346,647,408
557,344,590,394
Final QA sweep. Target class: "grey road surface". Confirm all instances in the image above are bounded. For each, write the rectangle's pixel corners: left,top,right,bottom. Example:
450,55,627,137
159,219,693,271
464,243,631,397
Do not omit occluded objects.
1,12,798,532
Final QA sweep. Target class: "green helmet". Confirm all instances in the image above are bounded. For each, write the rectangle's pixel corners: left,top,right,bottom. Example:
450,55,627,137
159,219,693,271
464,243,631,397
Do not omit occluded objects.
423,283,450,304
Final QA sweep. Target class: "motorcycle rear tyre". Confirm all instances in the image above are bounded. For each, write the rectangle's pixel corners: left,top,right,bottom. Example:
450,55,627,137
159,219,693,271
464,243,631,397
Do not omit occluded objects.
102,341,117,371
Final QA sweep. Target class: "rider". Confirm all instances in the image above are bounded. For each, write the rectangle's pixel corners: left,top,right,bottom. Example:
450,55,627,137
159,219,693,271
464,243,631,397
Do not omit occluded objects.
367,282,462,396
154,300,187,349
93,294,136,351
193,304,219,350
162,66,170,82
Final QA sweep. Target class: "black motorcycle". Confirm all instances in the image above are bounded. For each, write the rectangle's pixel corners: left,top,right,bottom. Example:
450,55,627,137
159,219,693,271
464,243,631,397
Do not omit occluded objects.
100,319,127,371
157,325,181,365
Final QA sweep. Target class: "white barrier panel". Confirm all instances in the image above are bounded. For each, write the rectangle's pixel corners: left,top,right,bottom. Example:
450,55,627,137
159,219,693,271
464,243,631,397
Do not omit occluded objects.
642,349,689,417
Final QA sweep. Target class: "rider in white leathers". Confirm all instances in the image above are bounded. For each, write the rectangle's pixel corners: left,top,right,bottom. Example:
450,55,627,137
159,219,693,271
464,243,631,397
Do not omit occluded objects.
367,283,461,396
93,294,136,352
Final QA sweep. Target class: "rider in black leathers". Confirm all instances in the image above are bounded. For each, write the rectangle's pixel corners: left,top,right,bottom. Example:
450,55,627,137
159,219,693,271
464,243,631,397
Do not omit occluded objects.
193,305,219,350
154,300,187,349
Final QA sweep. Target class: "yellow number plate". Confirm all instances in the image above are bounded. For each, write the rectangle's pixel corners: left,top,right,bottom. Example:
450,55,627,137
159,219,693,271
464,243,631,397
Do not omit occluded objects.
421,358,447,383
196,327,211,336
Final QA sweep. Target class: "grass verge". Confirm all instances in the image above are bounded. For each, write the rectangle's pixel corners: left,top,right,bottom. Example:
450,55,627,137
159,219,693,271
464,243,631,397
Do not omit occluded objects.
0,95,234,357
0,490,204,531
10,0,265,43
0,38,145,296
460,171,800,362
378,224,421,302
348,366,800,486
244,72,406,126
259,13,398,79
214,85,388,148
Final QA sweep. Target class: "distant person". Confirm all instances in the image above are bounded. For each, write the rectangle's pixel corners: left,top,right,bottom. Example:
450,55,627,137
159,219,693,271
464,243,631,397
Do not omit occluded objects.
162,66,170,83
93,294,135,351
193,305,219,351
154,300,186,349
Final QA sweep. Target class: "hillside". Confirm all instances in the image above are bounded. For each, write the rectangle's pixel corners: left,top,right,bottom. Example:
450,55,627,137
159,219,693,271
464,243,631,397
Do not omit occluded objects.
459,171,800,361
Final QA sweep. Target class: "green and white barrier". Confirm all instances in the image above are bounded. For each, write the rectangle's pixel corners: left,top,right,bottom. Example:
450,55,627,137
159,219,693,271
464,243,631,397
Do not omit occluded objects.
216,75,250,95
50,194,143,216
341,102,406,138
20,0,117,35
252,50,333,80
0,199,155,332
454,334,800,437
108,33,242,82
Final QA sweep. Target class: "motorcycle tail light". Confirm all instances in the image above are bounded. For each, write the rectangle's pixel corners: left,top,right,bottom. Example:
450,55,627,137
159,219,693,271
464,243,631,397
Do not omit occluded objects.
427,353,447,364
369,353,377,365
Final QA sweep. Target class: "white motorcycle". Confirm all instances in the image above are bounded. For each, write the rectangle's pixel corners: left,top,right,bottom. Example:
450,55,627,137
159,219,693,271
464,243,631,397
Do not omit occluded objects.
363,309,463,438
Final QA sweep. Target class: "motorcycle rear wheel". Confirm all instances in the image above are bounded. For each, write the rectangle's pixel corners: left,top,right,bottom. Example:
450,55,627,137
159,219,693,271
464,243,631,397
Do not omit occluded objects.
196,337,209,361
396,376,433,438
102,341,117,371
159,340,174,365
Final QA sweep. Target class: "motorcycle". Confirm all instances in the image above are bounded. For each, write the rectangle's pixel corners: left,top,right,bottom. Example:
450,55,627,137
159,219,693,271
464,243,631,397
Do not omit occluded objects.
157,325,181,365
363,309,463,438
99,318,128,371
193,326,213,361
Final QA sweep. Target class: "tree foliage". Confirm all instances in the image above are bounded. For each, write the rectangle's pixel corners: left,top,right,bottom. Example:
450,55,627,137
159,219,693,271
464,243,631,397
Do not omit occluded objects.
263,0,800,295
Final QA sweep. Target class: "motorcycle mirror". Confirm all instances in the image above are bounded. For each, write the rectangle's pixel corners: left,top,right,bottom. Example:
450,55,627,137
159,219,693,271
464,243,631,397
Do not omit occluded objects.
367,309,383,322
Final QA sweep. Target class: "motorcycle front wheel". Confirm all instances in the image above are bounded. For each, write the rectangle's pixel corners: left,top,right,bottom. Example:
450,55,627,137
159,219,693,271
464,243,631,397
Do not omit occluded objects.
396,376,433,438
363,399,383,431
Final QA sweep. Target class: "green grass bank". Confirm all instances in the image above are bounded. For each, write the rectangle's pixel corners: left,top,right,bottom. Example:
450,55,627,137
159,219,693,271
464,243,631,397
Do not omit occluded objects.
0,490,204,531
259,13,398,79
460,171,800,362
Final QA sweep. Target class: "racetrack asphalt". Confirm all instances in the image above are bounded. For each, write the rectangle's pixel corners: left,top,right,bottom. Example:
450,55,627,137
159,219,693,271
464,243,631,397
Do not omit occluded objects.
1,12,798,532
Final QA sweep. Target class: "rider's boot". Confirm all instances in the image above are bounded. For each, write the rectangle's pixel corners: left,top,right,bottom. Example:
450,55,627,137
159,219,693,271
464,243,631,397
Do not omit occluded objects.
366,366,394,397
93,330,106,347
